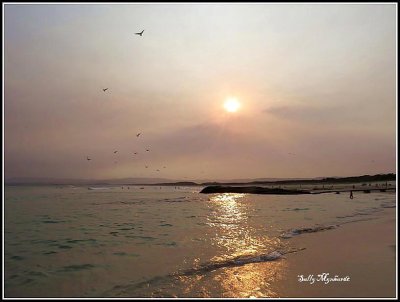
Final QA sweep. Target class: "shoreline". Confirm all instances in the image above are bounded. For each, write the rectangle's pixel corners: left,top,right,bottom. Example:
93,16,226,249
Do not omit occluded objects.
273,207,396,298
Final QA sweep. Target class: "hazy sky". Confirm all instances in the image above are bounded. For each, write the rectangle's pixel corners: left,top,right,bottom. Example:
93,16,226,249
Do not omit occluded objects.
4,3,397,180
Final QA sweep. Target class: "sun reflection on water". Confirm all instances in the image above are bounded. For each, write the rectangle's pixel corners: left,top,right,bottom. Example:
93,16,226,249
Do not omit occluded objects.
201,193,285,297
207,193,274,259
101,193,287,298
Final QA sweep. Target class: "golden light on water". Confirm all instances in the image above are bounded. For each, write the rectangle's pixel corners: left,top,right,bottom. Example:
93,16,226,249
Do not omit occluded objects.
176,260,286,298
223,98,241,113
170,193,286,298
208,193,253,258
207,193,281,258
121,193,287,298
202,193,286,297
215,261,286,298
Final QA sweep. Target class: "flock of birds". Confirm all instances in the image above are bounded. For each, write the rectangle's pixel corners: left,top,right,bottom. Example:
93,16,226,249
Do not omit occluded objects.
86,28,377,175
86,129,165,172
86,30,168,174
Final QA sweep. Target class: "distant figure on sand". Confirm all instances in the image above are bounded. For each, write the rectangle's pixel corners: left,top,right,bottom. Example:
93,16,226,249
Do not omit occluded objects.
350,191,354,199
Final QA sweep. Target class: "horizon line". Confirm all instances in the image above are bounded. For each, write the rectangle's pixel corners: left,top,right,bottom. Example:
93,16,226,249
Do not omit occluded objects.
4,172,396,185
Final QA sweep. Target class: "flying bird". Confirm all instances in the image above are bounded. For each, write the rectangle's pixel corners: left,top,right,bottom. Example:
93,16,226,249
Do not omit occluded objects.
135,30,144,36
133,152,138,155
156,169,160,172
114,150,118,154
86,156,91,161
146,149,150,152
136,133,141,137
102,88,108,92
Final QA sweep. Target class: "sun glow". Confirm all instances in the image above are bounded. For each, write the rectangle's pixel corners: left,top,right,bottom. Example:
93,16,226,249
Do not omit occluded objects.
224,98,241,113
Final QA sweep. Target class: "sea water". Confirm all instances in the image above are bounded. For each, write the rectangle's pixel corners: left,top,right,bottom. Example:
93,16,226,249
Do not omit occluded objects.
4,184,396,297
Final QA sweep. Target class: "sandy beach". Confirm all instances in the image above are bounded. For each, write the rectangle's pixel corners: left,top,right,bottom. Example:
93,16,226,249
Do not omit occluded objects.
274,207,396,298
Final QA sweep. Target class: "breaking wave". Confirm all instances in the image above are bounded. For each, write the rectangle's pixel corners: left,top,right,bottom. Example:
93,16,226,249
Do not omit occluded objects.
103,247,305,297
280,225,338,239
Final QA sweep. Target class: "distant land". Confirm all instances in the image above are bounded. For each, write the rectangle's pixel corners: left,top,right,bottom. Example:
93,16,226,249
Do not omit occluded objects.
4,176,317,185
195,173,396,186
4,173,396,186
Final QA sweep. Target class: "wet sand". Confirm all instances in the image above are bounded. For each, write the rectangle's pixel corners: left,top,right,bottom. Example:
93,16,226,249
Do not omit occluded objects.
274,207,396,298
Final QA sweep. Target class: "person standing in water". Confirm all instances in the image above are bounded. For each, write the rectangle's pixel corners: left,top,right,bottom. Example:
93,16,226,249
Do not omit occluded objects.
350,190,354,199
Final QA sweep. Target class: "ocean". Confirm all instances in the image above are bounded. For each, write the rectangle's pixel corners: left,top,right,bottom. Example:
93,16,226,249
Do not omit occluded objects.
4,183,396,297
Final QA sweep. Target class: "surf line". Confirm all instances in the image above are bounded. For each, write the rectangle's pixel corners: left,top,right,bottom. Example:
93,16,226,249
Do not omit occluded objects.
104,247,306,295
174,248,306,277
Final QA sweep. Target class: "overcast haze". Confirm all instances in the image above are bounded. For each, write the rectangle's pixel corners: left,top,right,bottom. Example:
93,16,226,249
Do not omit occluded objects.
4,3,397,181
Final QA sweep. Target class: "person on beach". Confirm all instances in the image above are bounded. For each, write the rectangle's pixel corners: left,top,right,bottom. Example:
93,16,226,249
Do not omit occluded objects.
350,190,354,199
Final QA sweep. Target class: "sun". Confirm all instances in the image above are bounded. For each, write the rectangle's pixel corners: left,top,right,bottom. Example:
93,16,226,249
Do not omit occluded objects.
223,97,241,113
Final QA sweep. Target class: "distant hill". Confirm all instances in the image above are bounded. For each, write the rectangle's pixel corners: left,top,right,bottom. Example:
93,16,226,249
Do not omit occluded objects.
198,173,396,186
5,173,395,186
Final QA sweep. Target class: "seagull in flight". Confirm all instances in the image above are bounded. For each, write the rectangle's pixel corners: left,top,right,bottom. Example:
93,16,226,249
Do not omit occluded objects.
146,149,150,152
136,133,141,137
102,88,108,92
114,150,118,154
135,30,144,36
86,156,91,161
